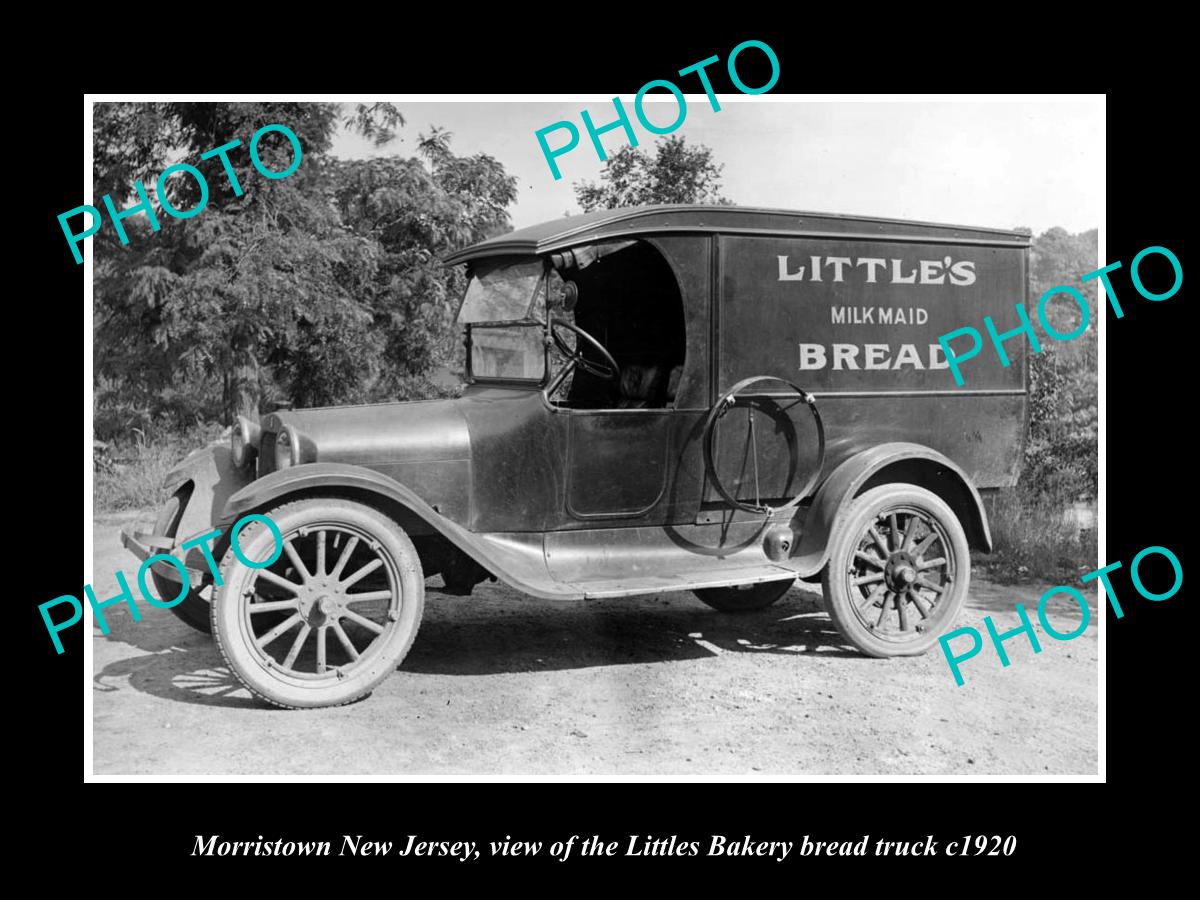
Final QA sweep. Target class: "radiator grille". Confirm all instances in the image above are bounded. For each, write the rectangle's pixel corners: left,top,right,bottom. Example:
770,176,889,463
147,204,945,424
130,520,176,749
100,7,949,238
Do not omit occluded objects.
257,430,277,477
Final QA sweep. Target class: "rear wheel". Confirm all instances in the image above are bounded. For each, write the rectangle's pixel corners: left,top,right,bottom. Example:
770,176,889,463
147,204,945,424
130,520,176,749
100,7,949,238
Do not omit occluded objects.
152,491,218,634
694,578,795,613
211,498,425,709
821,484,969,657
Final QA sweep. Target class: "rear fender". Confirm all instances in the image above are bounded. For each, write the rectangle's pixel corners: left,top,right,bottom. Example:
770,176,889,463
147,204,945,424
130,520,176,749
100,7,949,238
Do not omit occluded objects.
790,442,992,576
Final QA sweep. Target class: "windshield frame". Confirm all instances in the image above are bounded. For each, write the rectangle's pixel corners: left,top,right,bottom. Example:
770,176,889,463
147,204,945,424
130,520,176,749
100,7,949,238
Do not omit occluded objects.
456,255,545,324
465,320,549,386
463,258,552,387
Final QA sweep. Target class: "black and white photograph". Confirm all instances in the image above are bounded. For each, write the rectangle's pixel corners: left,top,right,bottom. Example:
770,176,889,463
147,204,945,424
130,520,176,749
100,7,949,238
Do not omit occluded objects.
83,95,1104,778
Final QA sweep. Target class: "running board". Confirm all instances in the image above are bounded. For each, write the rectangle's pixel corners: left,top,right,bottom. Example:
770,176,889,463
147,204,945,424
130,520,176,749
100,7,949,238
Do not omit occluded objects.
569,565,798,600
457,516,807,601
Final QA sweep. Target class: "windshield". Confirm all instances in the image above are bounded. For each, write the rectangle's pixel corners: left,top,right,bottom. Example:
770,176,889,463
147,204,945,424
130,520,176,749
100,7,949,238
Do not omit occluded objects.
458,258,548,382
470,324,545,381
457,257,544,323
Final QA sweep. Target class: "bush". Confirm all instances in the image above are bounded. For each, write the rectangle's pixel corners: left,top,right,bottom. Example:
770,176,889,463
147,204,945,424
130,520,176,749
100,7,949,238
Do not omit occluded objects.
1021,227,1098,504
979,226,1099,582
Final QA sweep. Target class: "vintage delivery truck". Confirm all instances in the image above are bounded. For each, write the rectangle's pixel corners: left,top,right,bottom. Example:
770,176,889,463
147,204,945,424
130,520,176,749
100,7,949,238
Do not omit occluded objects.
122,205,1031,708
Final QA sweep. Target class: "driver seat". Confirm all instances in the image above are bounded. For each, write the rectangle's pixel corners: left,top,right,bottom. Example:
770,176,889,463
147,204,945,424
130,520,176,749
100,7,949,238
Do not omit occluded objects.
615,364,668,409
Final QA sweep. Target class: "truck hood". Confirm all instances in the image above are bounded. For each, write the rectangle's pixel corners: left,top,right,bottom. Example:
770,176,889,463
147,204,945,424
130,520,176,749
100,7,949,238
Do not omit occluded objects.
260,398,470,468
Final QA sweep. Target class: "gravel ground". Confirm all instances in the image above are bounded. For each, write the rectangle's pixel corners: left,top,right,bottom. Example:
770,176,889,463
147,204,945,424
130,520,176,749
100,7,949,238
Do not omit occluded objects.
91,510,1098,776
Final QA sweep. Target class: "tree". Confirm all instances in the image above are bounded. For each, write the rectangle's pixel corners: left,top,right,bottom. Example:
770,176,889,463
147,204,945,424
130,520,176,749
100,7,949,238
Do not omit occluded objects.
328,130,517,400
93,102,517,438
573,135,729,211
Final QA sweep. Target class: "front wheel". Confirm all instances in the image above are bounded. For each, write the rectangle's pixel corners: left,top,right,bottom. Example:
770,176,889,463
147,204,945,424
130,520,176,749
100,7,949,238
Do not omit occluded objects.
821,484,969,657
211,498,425,709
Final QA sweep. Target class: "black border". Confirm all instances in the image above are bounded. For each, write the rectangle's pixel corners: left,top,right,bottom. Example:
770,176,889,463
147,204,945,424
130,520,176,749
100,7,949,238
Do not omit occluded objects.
27,25,1190,874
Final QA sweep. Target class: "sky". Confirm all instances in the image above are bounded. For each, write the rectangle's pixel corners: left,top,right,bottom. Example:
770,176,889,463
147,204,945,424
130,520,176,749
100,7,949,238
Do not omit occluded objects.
330,98,1104,235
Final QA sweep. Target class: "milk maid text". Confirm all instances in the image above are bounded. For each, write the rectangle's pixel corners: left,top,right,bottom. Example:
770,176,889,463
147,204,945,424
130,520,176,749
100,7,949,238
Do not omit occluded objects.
784,253,976,373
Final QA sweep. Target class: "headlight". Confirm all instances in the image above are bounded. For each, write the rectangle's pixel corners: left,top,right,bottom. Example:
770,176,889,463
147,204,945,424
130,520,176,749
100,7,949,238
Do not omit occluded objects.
231,416,261,469
274,427,296,470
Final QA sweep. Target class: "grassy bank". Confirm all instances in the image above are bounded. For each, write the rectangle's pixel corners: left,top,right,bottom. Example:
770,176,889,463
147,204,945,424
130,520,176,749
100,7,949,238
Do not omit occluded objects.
94,423,226,513
977,489,1097,584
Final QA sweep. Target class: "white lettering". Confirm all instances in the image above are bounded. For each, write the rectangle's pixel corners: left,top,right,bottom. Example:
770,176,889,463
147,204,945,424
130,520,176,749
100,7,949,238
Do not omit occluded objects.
777,258,974,286
892,344,925,368
832,344,860,370
856,258,887,283
920,260,945,284
342,835,393,856
826,256,852,282
797,343,948,371
864,344,890,370
949,260,976,286
777,255,805,281
799,343,827,369
891,259,917,284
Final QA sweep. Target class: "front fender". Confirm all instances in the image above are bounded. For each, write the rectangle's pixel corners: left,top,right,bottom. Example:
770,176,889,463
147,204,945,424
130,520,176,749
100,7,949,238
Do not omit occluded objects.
790,442,992,576
165,441,254,544
117,441,252,585
218,463,568,599
220,462,445,531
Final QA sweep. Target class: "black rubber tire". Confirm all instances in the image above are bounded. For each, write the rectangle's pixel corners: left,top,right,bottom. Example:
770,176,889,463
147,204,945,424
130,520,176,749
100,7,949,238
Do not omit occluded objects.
211,498,425,709
151,492,216,634
694,578,795,613
821,484,970,657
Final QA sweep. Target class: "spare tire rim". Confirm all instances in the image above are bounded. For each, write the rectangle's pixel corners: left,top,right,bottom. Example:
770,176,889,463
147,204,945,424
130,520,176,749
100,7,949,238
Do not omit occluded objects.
701,375,825,515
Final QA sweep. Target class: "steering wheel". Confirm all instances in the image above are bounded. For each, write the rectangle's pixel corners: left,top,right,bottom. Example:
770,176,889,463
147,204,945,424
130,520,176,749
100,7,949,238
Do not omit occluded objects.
550,319,620,381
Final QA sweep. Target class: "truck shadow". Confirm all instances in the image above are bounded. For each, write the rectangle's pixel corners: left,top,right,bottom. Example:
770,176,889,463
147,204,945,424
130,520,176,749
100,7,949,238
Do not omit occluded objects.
92,583,858,708
92,628,263,710
406,582,860,676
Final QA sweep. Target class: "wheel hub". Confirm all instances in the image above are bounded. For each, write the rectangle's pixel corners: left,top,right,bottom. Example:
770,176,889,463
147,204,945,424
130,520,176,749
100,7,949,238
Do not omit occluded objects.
884,551,918,592
300,592,340,627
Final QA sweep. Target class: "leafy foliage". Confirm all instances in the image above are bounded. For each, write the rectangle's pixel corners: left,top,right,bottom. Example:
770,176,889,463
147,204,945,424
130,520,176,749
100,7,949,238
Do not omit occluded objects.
93,102,516,440
574,135,728,211
976,226,1098,582
1022,226,1099,503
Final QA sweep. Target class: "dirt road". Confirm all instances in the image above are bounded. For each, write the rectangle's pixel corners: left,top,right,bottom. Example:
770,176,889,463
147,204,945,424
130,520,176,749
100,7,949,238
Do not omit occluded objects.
91,510,1098,776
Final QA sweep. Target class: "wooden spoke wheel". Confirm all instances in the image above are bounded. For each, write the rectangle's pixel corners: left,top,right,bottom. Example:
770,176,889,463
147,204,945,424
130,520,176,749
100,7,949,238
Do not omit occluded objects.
821,484,969,657
211,498,424,709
